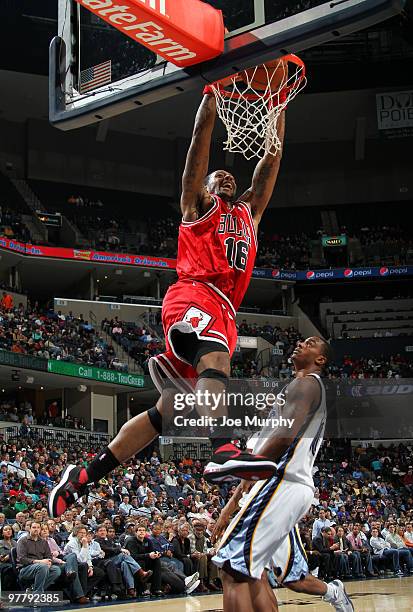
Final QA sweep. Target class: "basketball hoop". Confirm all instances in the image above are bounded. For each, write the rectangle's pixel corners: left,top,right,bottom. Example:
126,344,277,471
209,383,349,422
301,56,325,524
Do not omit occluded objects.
210,55,306,160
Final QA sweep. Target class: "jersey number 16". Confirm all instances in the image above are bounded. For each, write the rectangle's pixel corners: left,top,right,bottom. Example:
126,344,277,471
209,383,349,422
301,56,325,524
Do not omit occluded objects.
224,238,249,272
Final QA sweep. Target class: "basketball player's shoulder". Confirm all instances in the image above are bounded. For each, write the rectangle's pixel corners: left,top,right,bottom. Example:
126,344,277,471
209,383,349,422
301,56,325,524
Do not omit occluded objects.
235,199,251,209
193,192,219,219
286,375,320,400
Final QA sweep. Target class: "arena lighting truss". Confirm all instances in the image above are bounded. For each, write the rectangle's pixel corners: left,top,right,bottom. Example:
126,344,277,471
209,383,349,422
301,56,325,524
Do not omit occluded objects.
50,0,406,130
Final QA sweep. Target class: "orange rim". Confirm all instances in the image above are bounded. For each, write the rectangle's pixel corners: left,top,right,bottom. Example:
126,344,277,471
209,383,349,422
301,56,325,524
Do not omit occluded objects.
213,54,306,101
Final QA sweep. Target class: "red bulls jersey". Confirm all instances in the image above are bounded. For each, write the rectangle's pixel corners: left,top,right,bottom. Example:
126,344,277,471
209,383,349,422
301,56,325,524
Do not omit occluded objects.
176,195,257,311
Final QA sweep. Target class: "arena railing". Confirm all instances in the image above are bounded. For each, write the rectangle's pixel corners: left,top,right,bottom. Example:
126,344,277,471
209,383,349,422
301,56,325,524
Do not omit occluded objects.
0,422,110,447
159,438,211,462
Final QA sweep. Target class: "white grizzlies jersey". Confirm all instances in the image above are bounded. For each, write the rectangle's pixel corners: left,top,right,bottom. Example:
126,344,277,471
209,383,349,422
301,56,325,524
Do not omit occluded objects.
253,373,326,490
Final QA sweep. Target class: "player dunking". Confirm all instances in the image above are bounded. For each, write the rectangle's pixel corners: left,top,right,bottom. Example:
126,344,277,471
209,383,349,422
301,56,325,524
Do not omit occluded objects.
211,337,354,612
48,86,286,517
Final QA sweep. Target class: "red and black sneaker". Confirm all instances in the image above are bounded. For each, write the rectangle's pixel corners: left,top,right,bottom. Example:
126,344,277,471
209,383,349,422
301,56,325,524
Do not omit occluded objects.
48,464,89,518
203,443,277,483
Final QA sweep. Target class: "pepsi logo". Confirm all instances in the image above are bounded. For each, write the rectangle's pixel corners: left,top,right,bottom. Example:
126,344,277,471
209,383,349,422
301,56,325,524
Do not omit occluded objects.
380,267,389,276
306,271,315,280
344,269,353,278
272,269,281,278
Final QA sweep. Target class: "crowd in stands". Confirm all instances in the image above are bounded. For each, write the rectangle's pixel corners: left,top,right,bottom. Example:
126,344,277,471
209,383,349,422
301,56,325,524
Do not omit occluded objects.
256,231,312,269
82,217,135,253
67,195,104,210
0,206,31,243
238,320,301,344
138,221,412,269
327,355,413,379
231,357,259,379
101,313,306,378
3,195,413,270
144,218,179,259
0,303,128,372
271,354,413,381
0,397,87,431
298,440,413,581
99,314,413,379
357,225,413,266
2,436,413,601
2,297,410,381
101,316,164,374
0,398,35,425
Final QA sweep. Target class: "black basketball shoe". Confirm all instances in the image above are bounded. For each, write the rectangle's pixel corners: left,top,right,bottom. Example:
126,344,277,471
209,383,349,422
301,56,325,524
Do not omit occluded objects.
203,442,277,483
48,464,90,518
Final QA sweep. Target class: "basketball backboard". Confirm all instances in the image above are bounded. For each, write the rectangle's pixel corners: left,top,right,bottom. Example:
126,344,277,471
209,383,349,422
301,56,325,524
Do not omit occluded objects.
50,0,405,130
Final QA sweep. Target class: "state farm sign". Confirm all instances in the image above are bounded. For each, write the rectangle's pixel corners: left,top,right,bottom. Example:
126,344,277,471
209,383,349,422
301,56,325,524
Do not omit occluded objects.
76,0,224,68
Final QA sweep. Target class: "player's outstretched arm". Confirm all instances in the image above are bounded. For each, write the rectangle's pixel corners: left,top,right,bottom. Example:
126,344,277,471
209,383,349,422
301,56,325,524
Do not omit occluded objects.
239,111,285,228
256,374,320,463
181,94,217,222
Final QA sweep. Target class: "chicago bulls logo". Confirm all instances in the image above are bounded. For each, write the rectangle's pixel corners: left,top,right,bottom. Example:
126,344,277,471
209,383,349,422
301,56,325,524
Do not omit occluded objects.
189,313,203,328
183,307,211,332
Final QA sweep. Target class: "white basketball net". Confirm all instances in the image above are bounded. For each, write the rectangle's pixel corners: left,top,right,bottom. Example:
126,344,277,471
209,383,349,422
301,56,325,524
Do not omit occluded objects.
211,56,306,160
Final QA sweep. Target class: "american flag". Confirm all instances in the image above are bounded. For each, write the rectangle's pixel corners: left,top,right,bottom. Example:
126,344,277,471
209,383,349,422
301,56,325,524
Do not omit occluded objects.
80,60,112,94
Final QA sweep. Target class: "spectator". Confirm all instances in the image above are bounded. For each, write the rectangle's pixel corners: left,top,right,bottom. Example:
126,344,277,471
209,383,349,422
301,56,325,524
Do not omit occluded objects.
124,525,163,597
62,511,75,534
12,513,27,537
16,522,61,594
16,519,32,541
317,526,351,579
312,526,334,581
137,481,150,504
61,525,105,600
0,524,17,589
386,524,409,551
3,496,18,520
164,470,178,500
0,292,13,311
119,495,133,517
119,522,136,547
172,523,195,577
369,527,406,576
84,529,124,596
403,523,413,549
346,524,376,577
133,499,153,521
188,519,219,592
148,523,199,595
0,304,127,374
334,525,362,578
41,523,90,604
312,509,332,540
46,519,66,548
94,524,152,597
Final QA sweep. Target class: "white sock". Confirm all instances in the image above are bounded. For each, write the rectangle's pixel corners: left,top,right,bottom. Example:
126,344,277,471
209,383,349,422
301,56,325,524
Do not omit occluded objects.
322,582,337,603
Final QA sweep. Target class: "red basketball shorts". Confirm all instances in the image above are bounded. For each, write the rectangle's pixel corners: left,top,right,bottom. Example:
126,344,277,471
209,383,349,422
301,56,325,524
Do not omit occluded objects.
149,279,237,394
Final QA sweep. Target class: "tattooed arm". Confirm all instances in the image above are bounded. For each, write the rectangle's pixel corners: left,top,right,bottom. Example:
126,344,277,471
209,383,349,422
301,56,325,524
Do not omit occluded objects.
238,111,285,230
180,94,217,222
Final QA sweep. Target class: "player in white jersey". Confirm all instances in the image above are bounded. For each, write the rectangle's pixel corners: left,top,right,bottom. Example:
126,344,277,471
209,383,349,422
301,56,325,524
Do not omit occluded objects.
212,336,354,612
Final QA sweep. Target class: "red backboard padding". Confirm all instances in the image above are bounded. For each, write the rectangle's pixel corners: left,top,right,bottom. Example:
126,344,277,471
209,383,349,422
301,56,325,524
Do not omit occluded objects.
75,0,224,67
